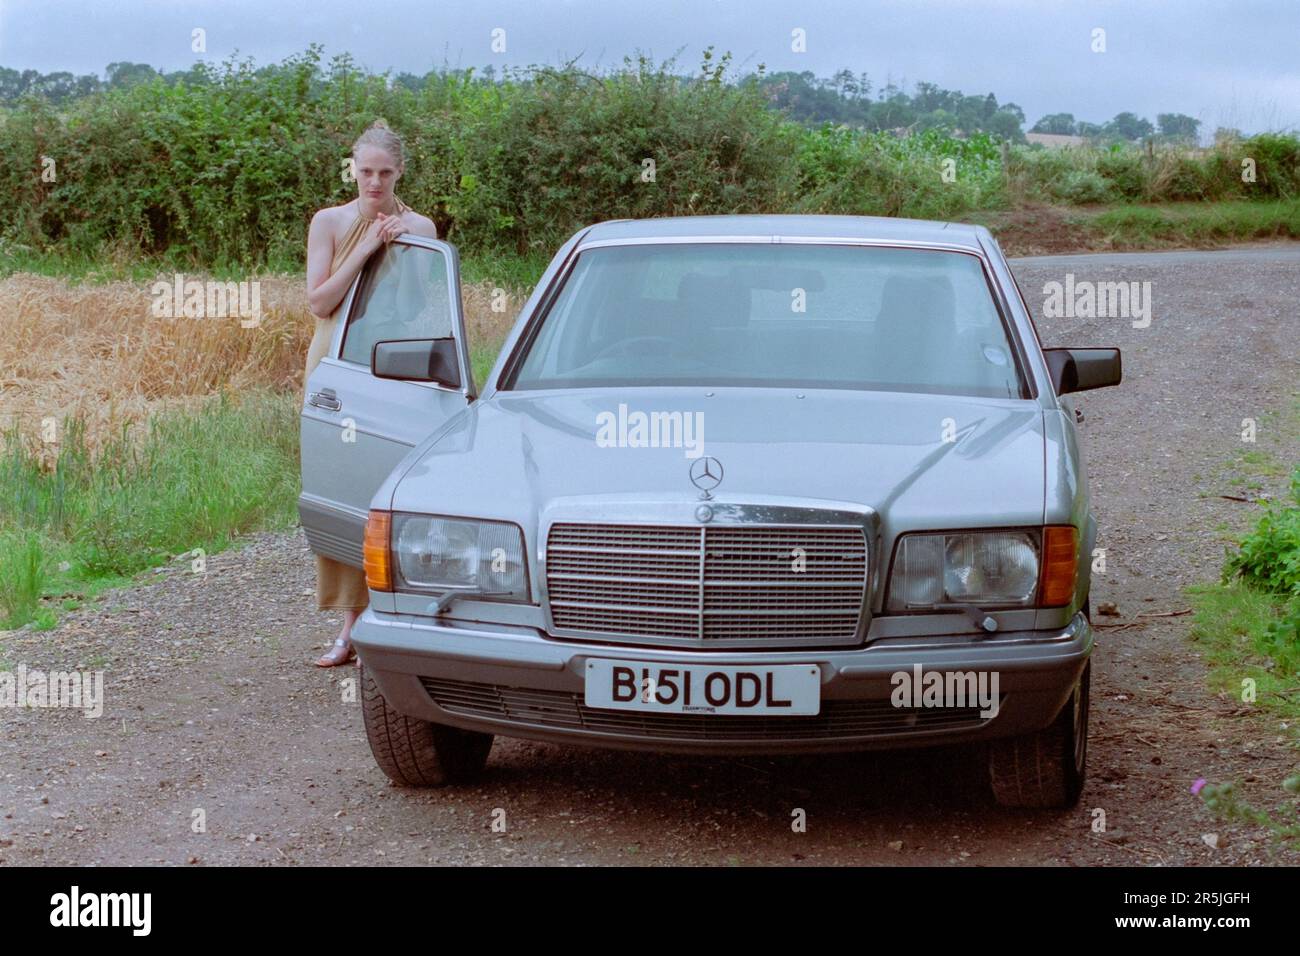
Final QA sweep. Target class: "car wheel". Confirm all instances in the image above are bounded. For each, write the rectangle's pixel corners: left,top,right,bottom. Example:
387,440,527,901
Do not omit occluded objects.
988,659,1090,809
360,662,493,786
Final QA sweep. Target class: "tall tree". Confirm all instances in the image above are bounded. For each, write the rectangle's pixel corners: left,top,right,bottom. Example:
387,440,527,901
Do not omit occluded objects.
1104,112,1154,141
1031,112,1077,135
1156,112,1201,143
105,62,159,89
987,110,1025,141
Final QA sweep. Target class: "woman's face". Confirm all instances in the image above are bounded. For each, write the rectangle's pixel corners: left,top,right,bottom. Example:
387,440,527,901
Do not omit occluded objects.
354,144,402,204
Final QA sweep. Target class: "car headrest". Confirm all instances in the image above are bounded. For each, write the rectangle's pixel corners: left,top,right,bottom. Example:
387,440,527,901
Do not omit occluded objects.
876,275,957,337
677,273,748,327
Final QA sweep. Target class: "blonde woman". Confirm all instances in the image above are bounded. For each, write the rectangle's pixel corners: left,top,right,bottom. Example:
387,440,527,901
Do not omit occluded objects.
305,120,437,666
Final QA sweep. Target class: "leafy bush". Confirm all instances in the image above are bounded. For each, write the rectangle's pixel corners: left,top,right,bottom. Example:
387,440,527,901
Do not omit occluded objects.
796,126,1004,219
1158,155,1213,201
1245,133,1300,198
1054,170,1113,204
438,51,802,254
3,44,1300,271
1094,148,1150,200
0,47,802,268
1196,150,1248,202
1223,463,1300,650
1226,465,1300,596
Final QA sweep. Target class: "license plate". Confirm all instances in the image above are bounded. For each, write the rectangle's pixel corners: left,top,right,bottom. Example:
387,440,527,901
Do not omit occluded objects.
584,659,821,715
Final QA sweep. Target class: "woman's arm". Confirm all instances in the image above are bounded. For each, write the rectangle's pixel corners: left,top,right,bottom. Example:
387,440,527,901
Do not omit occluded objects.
306,211,395,319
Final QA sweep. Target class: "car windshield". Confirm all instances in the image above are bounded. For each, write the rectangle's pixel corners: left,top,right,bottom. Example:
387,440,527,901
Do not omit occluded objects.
509,242,1026,399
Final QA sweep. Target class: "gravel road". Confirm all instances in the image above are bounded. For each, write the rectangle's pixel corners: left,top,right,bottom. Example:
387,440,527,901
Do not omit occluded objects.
3,245,1299,866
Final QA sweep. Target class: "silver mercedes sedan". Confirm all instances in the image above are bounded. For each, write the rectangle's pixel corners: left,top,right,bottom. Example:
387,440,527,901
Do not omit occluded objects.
299,214,1121,807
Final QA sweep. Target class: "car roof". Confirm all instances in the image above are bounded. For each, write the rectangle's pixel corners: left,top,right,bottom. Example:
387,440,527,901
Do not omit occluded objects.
580,213,987,250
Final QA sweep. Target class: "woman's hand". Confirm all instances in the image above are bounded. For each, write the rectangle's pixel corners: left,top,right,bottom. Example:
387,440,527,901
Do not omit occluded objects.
363,212,406,253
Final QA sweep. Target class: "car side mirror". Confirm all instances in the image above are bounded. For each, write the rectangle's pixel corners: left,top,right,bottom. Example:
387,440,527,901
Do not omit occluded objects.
1043,347,1122,395
372,337,462,389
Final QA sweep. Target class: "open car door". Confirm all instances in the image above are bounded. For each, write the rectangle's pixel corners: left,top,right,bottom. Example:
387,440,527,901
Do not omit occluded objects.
299,235,473,567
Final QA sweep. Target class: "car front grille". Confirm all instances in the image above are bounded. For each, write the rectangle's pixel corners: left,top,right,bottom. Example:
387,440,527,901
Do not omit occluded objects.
421,677,989,742
545,523,869,648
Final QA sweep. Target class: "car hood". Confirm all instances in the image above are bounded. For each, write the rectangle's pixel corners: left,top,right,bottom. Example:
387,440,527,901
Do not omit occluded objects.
387,387,1047,533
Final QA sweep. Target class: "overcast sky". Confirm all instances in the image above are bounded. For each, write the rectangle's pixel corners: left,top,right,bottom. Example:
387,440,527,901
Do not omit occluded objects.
3,0,1297,133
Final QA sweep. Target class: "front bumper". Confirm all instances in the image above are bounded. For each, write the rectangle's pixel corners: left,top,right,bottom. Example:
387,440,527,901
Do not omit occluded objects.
351,609,1093,755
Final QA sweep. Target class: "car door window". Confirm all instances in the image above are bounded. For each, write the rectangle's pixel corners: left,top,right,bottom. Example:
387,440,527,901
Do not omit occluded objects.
300,238,470,568
341,243,453,366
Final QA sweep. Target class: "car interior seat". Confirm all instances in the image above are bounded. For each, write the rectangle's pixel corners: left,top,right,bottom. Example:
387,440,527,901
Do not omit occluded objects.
873,274,958,389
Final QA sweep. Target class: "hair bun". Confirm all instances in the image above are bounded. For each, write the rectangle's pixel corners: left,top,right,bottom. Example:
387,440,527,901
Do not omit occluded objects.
352,119,406,165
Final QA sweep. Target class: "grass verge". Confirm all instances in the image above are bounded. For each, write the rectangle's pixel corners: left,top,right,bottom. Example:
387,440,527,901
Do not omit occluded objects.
0,389,301,631
0,242,551,290
1082,198,1300,249
1188,581,1300,727
1187,398,1300,844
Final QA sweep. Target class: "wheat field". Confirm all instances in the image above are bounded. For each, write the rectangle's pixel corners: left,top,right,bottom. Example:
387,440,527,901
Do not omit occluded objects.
0,273,522,465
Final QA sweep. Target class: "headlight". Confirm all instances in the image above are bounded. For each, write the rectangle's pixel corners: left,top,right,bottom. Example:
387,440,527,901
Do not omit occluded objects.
391,514,529,601
887,530,1041,611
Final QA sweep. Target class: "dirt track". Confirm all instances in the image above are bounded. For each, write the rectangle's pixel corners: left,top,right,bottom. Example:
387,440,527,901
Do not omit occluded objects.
3,245,1299,866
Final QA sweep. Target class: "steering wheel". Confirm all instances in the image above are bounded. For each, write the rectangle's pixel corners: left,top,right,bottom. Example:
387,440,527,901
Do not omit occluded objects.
591,335,691,363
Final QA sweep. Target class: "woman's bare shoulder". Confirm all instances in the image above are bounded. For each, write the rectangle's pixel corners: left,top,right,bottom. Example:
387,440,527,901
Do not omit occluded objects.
311,201,358,233
401,210,439,238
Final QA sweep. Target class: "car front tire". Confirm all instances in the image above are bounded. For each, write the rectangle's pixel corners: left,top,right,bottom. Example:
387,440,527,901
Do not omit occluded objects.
987,659,1090,809
360,662,493,786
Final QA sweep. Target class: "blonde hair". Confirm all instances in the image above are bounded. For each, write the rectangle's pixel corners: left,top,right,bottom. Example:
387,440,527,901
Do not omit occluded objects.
352,119,406,167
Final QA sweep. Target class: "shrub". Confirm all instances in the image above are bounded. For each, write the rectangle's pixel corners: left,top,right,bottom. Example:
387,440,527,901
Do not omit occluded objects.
0,47,802,267
1054,169,1113,204
1225,465,1300,596
1244,133,1300,198
1094,147,1149,200
796,126,1004,219
4,45,1300,270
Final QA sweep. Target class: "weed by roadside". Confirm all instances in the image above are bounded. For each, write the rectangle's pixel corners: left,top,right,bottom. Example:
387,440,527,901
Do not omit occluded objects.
1188,412,1300,846
1086,199,1300,249
0,390,300,629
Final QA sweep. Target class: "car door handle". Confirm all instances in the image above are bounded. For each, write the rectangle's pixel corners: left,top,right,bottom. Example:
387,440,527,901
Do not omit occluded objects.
309,388,342,412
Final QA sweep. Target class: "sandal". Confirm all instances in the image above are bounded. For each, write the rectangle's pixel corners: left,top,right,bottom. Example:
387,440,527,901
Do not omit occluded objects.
315,637,356,668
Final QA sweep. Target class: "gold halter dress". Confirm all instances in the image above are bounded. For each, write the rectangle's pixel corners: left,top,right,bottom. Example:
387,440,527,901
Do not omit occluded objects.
305,196,410,611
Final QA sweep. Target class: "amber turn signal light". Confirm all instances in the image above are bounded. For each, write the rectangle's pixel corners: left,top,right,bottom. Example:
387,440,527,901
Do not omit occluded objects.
1039,525,1078,607
363,510,393,591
